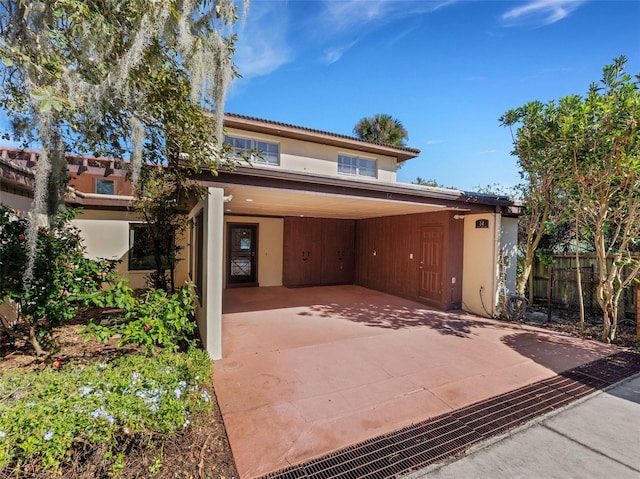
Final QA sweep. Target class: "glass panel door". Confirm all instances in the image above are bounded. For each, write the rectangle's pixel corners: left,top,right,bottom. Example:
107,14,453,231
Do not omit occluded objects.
227,224,258,286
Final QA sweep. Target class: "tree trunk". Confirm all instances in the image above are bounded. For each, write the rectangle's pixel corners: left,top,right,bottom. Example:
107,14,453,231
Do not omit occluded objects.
517,254,533,297
598,278,618,343
28,322,47,357
601,304,618,343
574,215,585,332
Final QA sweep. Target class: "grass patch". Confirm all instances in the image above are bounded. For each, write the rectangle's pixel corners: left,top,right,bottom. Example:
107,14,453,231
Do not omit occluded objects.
0,348,212,474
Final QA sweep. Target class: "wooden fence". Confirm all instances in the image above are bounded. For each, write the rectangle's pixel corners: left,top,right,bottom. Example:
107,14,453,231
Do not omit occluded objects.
530,254,638,320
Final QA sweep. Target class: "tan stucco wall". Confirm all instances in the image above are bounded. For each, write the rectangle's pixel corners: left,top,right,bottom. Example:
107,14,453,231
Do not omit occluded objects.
73,209,188,290
223,215,284,287
0,191,33,213
225,127,398,182
461,213,498,317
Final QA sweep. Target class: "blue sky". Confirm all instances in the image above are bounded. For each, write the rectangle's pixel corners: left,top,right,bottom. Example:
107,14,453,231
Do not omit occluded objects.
1,1,638,192
226,0,640,190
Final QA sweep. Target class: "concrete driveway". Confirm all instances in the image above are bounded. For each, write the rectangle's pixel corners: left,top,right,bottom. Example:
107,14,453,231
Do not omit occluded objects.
212,285,618,479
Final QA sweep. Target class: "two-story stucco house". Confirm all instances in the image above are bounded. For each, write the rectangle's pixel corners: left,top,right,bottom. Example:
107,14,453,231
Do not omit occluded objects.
0,114,520,359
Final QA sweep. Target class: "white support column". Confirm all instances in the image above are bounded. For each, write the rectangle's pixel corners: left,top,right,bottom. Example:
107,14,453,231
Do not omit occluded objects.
204,187,225,359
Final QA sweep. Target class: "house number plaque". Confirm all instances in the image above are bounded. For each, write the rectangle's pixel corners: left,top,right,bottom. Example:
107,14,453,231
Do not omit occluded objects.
475,219,489,229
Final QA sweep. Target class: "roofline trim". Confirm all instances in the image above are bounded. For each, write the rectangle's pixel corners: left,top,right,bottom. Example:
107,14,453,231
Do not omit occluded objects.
222,113,421,162
199,165,519,211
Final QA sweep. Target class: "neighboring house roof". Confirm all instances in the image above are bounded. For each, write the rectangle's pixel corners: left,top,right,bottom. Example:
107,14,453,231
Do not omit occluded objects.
0,150,133,210
0,152,35,197
224,113,421,162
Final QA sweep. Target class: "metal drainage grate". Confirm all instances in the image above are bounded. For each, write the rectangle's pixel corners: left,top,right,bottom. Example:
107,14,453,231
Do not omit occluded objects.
261,351,640,479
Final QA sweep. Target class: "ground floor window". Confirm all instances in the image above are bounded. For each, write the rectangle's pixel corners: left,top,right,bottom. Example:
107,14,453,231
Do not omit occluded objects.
189,211,204,301
129,224,171,271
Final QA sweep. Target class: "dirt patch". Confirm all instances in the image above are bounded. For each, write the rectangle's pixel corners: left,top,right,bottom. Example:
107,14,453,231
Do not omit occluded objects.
0,313,238,479
521,306,639,349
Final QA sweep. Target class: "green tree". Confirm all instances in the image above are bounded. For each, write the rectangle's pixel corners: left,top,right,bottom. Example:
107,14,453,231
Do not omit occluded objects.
0,0,242,288
503,57,640,342
472,183,516,197
124,50,239,292
353,113,409,146
500,101,565,299
563,57,640,342
0,206,117,355
413,177,441,187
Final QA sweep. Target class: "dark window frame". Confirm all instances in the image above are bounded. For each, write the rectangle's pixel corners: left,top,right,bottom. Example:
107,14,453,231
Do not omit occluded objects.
128,223,172,271
95,178,115,195
189,211,204,304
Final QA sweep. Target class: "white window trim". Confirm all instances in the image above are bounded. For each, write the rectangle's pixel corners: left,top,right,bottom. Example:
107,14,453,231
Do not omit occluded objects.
337,154,378,179
225,135,280,166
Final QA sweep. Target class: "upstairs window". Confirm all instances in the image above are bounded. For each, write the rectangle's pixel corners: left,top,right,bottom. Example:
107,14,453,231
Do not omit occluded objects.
224,136,280,166
95,179,115,195
338,155,377,178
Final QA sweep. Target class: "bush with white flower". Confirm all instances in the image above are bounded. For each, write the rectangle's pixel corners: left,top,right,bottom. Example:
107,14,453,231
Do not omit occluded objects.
0,349,211,473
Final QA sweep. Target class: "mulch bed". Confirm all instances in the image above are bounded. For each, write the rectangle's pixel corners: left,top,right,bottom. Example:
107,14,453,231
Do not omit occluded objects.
521,305,639,349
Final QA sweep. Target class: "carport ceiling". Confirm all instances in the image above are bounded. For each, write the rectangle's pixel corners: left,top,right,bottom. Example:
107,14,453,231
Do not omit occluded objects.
220,184,465,219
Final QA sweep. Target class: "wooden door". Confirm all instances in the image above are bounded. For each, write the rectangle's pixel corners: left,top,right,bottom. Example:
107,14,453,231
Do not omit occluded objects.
227,224,258,286
321,219,355,284
419,225,444,302
283,217,321,286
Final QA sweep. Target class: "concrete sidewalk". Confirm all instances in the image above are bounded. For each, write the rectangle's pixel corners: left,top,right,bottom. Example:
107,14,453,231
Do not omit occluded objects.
409,374,640,479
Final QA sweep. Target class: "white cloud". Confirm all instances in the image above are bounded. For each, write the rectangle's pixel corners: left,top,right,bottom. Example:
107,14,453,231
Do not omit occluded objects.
321,0,459,35
426,139,443,145
479,149,497,154
316,1,459,64
232,0,461,78
233,1,292,79
322,40,359,65
501,0,587,27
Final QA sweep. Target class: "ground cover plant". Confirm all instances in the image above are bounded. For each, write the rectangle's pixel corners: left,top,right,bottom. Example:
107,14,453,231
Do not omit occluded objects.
0,319,238,479
0,205,237,477
0,349,211,474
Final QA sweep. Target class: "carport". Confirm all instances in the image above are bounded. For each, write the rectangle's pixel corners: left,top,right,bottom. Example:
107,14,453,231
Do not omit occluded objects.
191,166,520,360
212,285,617,478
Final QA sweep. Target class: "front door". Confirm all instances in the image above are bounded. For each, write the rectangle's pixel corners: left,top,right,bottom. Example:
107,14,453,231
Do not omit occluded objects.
227,224,258,286
419,225,444,303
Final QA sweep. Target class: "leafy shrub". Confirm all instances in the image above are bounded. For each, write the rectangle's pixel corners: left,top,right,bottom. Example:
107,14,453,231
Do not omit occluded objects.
0,205,118,355
0,349,212,473
82,283,198,354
